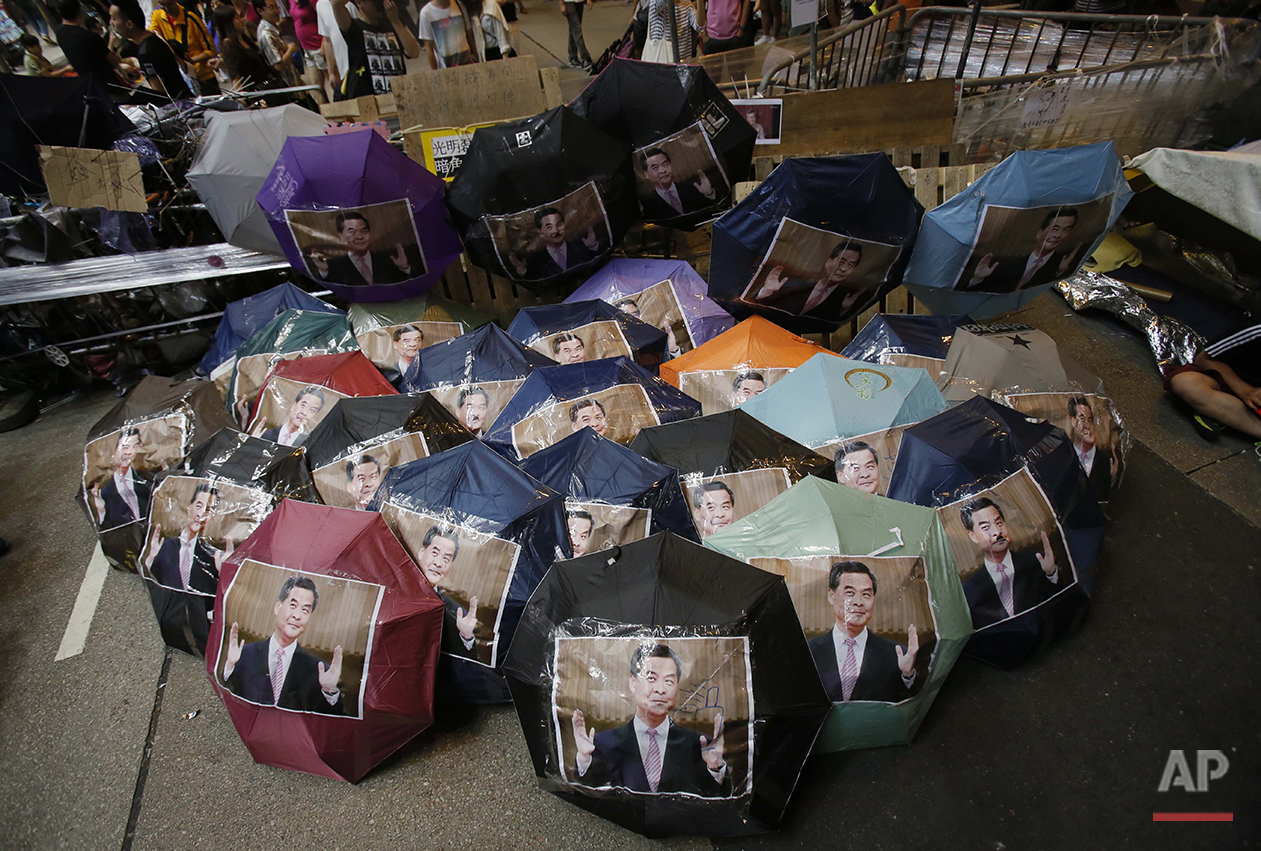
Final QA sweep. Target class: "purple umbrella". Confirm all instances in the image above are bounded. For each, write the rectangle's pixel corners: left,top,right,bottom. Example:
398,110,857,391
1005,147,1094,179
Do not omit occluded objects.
255,130,463,303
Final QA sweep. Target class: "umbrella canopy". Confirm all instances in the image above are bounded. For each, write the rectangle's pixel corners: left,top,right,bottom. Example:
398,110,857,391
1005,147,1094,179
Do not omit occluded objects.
705,476,971,752
483,357,702,461
226,309,359,423
518,427,698,551
736,353,949,496
186,105,329,255
245,351,397,444
304,394,475,508
903,142,1133,318
569,58,757,231
79,376,236,571
201,283,342,377
629,409,834,542
937,323,1105,404
369,440,569,704
506,300,668,370
564,258,734,351
347,293,493,385
840,312,973,375
503,532,831,837
206,500,444,781
659,316,838,415
446,106,636,286
142,429,316,657
887,396,1106,668
709,154,924,333
255,129,464,302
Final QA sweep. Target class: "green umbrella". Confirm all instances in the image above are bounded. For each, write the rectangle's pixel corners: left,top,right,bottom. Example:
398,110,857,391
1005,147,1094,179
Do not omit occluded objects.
704,475,971,752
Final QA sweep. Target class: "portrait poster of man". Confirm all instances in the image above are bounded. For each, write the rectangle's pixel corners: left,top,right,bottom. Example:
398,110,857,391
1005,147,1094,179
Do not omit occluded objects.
247,378,347,448
377,506,521,667
683,467,793,540
427,379,525,438
1003,391,1124,502
952,194,1114,294
552,635,753,798
676,367,794,416
511,384,662,459
83,413,188,530
140,476,274,596
232,348,329,425
217,560,384,718
356,321,463,376
747,555,933,704
527,322,634,365
818,425,912,499
739,220,902,322
565,501,652,558
311,433,430,510
936,468,1077,632
607,279,697,355
285,200,427,287
729,99,783,145
485,182,613,282
632,123,730,223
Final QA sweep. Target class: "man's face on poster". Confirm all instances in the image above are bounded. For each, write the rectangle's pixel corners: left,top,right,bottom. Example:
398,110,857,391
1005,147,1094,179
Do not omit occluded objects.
1035,215,1076,255
419,533,457,587
1071,402,1096,449
698,488,733,536
824,248,862,285
567,516,593,557
394,330,422,361
570,402,606,435
273,586,315,643
339,216,372,255
617,301,641,319
114,433,141,472
186,490,216,535
838,449,879,495
347,460,382,508
731,378,765,406
645,153,673,191
828,570,874,633
539,213,566,248
629,654,680,725
462,392,489,433
286,393,324,431
967,505,1010,562
556,337,585,364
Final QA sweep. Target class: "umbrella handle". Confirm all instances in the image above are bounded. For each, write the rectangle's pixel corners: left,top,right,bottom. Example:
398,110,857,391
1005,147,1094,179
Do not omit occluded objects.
866,527,903,557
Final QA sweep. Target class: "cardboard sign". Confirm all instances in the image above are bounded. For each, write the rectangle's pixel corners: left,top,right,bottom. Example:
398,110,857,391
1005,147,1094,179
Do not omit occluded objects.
416,122,502,181
38,146,146,213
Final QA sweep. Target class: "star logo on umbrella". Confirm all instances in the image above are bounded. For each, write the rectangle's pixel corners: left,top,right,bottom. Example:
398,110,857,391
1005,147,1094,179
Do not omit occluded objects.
1006,334,1033,349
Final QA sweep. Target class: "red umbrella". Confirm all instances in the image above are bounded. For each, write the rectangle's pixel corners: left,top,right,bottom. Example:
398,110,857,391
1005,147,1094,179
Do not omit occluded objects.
206,499,442,781
245,351,397,446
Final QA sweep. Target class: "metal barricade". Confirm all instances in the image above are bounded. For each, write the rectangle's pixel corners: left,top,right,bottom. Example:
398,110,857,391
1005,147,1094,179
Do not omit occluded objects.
754,6,910,95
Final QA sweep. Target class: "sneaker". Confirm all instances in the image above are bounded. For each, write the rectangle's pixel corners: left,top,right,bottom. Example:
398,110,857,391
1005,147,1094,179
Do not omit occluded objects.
754,34,773,45
1191,414,1225,441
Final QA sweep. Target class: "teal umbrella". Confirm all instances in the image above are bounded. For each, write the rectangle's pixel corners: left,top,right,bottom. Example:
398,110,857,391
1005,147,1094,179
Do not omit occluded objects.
704,476,971,752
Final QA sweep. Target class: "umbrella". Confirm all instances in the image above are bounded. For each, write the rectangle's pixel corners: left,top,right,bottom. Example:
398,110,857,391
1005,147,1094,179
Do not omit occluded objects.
902,142,1132,318
518,427,699,551
201,283,342,378
446,106,637,286
186,105,329,255
142,429,316,657
369,440,570,704
735,353,949,496
225,309,359,423
709,154,924,333
255,129,464,302
506,300,668,370
503,532,832,837
79,376,236,571
705,476,972,752
840,312,973,375
304,394,475,509
399,323,555,436
347,293,493,385
569,58,757,230
659,316,839,416
629,409,834,542
206,499,444,781
937,322,1106,404
483,357,702,461
886,396,1106,668
245,351,397,446
564,258,735,352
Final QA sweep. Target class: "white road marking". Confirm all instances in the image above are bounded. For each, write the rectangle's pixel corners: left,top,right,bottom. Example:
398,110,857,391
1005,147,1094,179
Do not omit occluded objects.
54,544,110,661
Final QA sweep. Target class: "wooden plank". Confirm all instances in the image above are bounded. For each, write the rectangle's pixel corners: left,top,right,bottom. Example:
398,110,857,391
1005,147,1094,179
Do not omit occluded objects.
891,147,913,168
914,165,939,211
392,56,545,131
538,67,563,109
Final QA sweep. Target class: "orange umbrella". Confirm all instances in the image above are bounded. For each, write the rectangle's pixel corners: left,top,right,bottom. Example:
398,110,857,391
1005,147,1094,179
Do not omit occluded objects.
660,316,841,416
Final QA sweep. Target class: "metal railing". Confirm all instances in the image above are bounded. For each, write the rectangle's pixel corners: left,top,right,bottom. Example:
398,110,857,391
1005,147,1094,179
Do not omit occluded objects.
754,6,910,95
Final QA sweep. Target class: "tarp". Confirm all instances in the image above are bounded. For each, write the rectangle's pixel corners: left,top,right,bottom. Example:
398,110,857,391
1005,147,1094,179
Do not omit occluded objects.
482,357,702,461
255,129,464,302
840,312,973,374
369,440,570,704
503,532,832,837
186,105,329,255
563,258,734,350
200,283,341,377
506,300,668,370
1127,148,1261,243
903,142,1132,318
709,154,924,333
569,58,757,231
518,426,699,547
245,351,397,443
705,476,971,752
206,500,444,782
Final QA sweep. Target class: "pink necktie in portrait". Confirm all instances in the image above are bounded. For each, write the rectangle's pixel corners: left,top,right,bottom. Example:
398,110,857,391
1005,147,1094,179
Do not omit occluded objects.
645,726,662,792
840,637,858,701
271,647,285,704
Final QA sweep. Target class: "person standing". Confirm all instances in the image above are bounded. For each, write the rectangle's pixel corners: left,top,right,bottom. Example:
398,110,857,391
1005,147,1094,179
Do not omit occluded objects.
331,0,418,97
149,0,220,94
288,0,327,100
561,0,592,71
255,0,300,85
701,0,748,54
417,0,481,69
110,0,193,98
54,0,132,87
315,0,355,96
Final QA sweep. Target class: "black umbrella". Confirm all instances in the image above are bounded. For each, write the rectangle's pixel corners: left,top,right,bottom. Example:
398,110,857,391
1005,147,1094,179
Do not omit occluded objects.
569,58,756,231
446,106,636,287
503,532,831,837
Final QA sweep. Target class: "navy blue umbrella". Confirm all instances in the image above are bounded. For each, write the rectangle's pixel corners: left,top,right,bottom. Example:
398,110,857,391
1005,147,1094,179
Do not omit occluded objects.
200,283,341,376
886,396,1105,668
841,312,972,371
401,323,554,392
369,440,570,703
506,300,668,370
709,154,924,333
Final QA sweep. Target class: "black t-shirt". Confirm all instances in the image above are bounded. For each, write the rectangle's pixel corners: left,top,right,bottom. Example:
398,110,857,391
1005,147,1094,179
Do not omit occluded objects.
340,17,405,99
136,33,193,99
54,23,118,85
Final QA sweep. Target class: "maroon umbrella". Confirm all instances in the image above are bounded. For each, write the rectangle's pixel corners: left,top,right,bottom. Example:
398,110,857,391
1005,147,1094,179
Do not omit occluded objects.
206,499,443,781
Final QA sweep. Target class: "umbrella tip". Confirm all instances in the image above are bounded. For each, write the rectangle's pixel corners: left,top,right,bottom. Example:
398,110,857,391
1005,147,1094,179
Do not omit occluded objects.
604,546,621,566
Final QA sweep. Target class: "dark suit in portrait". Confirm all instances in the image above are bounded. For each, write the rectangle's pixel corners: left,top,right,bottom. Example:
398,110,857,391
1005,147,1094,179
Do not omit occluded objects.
639,180,718,221
1083,446,1114,502
260,426,309,447
99,472,154,528
149,536,219,595
225,640,345,714
962,551,1063,629
580,720,729,797
965,250,1076,294
522,238,600,279
319,251,415,287
807,630,915,703
750,278,865,318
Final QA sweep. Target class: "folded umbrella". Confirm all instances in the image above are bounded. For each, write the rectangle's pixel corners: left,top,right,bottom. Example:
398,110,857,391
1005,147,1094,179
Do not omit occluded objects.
506,300,668,370
201,283,342,378
347,293,493,386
